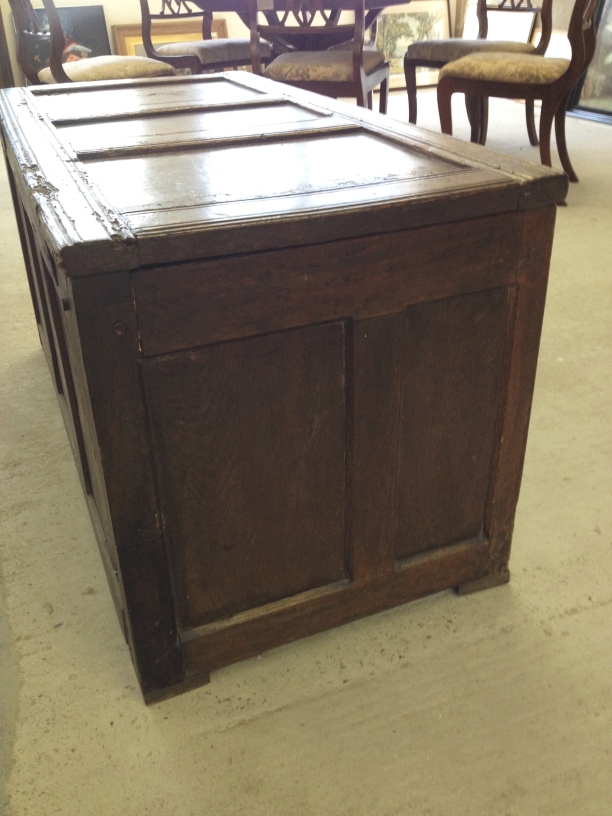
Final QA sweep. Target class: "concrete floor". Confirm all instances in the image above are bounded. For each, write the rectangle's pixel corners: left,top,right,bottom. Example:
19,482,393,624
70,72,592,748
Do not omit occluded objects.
0,88,611,816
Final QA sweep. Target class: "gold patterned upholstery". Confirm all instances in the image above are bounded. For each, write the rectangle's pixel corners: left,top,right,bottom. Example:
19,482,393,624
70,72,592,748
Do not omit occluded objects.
157,38,271,64
406,38,536,63
439,52,570,84
264,50,386,83
38,55,175,84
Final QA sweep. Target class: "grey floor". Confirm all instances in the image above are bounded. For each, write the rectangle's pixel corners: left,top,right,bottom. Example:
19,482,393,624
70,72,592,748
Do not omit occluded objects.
1,88,611,816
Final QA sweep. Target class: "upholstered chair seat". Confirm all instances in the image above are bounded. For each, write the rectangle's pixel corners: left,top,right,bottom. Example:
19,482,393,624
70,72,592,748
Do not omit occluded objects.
156,38,272,65
404,0,554,137
436,0,597,184
439,52,570,84
38,55,175,84
264,49,386,83
406,38,536,64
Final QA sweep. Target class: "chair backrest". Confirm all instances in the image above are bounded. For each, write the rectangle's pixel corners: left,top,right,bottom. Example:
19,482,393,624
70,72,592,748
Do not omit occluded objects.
475,0,553,56
246,0,367,74
7,0,49,84
8,0,76,84
139,0,213,52
40,0,73,83
564,0,598,85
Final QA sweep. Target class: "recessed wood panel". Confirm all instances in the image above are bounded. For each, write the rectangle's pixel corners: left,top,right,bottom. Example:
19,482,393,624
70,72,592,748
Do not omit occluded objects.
141,322,347,629
61,103,342,157
84,130,464,225
31,75,265,124
395,288,511,558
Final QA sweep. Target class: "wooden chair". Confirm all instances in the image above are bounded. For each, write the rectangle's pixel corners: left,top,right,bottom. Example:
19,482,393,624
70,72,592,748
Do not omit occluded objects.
9,0,176,84
139,0,272,74
404,0,553,145
437,0,597,181
247,0,389,112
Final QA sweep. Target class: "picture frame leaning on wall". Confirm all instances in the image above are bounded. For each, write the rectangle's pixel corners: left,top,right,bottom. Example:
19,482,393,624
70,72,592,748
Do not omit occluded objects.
112,19,228,58
376,0,451,90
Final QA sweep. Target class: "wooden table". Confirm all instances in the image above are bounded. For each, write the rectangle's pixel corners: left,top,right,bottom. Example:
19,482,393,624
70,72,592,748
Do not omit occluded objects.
0,73,567,703
198,0,410,48
204,0,409,24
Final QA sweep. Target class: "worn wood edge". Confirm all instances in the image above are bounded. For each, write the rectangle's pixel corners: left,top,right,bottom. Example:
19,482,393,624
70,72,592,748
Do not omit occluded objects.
484,206,556,571
128,182,524,272
0,90,140,275
181,537,489,679
455,569,511,595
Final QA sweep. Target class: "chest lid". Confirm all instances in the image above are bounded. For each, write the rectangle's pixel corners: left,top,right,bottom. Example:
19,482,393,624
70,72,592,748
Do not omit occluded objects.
0,73,567,275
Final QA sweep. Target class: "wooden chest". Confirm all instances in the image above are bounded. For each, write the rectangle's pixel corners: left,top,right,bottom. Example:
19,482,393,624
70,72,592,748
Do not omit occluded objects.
0,74,567,702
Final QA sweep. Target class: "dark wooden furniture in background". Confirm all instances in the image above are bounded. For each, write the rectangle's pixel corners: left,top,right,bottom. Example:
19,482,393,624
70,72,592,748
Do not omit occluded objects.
568,0,612,124
404,0,553,144
437,0,598,181
139,0,272,74
247,0,389,111
9,0,175,84
0,5,15,88
0,73,566,703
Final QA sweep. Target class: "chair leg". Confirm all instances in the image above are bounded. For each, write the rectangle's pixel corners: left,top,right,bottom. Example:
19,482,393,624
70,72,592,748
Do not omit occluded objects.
555,93,578,182
437,80,453,136
525,98,539,146
538,99,556,169
465,94,482,143
356,80,367,109
367,91,373,110
405,61,418,124
379,76,388,115
479,97,489,145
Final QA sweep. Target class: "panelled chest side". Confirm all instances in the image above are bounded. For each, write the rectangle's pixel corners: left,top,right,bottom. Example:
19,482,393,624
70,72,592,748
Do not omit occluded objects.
0,73,567,702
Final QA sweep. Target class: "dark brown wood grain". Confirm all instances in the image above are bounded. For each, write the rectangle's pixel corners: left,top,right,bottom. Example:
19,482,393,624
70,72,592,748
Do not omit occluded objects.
182,536,489,678
70,272,184,693
484,206,556,574
38,249,93,496
133,213,523,356
141,323,347,629
395,288,511,558
350,313,404,580
0,74,563,701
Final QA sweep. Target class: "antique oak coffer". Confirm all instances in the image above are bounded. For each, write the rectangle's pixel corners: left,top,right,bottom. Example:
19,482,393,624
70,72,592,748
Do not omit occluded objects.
0,73,567,702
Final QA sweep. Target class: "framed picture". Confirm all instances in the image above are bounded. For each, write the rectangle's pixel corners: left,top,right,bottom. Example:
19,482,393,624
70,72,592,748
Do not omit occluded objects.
23,5,111,75
376,0,451,89
568,0,612,122
462,0,536,43
112,19,228,58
